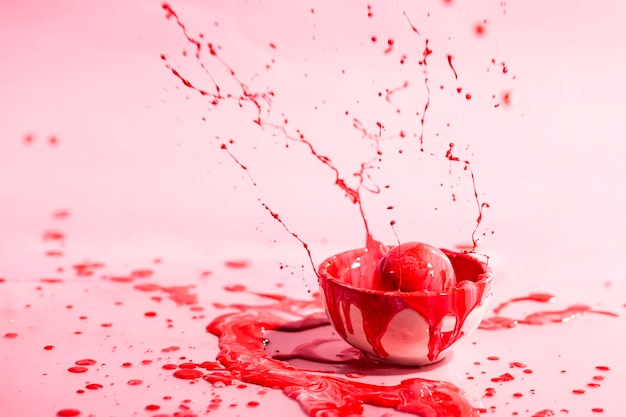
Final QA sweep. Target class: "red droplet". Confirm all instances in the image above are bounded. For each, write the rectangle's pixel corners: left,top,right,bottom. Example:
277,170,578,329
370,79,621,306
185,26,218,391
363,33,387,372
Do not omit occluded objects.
592,408,604,413
487,356,500,361
161,345,180,352
129,270,153,280
199,361,222,370
247,401,260,408
43,230,65,241
85,383,103,390
162,364,177,370
144,311,157,317
57,409,81,417
4,333,18,339
53,209,70,219
502,90,518,106
491,373,514,382
68,366,88,373
145,404,161,411
122,362,132,368
509,362,527,368
531,411,555,417
127,379,143,386
224,259,250,268
595,365,610,371
474,23,485,36
44,345,55,350
572,389,585,394
224,284,246,292
173,369,204,379
75,359,97,366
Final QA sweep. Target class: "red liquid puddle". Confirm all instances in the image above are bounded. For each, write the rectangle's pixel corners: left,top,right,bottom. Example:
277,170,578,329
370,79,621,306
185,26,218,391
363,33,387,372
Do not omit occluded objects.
200,293,479,416
479,293,618,330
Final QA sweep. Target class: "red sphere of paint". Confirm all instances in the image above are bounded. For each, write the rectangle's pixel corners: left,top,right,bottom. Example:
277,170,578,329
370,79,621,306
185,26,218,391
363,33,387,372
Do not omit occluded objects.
372,242,456,292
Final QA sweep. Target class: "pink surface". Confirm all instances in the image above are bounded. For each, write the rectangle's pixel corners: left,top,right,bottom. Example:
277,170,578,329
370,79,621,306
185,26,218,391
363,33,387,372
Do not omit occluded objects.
1,0,625,416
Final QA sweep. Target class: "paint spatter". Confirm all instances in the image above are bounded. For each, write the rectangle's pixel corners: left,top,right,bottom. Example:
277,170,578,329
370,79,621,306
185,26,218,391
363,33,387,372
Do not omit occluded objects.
193,293,479,416
480,293,618,330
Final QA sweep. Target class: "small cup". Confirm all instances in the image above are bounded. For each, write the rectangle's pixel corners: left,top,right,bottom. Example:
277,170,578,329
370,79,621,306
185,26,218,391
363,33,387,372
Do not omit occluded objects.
318,247,493,366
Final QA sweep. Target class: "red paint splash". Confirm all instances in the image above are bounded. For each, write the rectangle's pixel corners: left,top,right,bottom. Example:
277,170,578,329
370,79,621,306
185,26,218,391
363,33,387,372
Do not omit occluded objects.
163,3,494,264
447,54,458,79
480,293,618,330
199,293,479,416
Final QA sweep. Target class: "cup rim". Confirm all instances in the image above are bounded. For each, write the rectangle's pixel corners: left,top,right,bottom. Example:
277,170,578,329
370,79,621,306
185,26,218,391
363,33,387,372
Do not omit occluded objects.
318,246,493,297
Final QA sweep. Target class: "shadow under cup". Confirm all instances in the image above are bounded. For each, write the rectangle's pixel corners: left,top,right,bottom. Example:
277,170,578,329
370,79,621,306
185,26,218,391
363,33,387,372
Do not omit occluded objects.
318,247,493,366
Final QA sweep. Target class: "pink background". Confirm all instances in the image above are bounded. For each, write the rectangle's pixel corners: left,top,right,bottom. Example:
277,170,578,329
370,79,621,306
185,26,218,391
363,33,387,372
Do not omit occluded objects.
1,0,625,416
